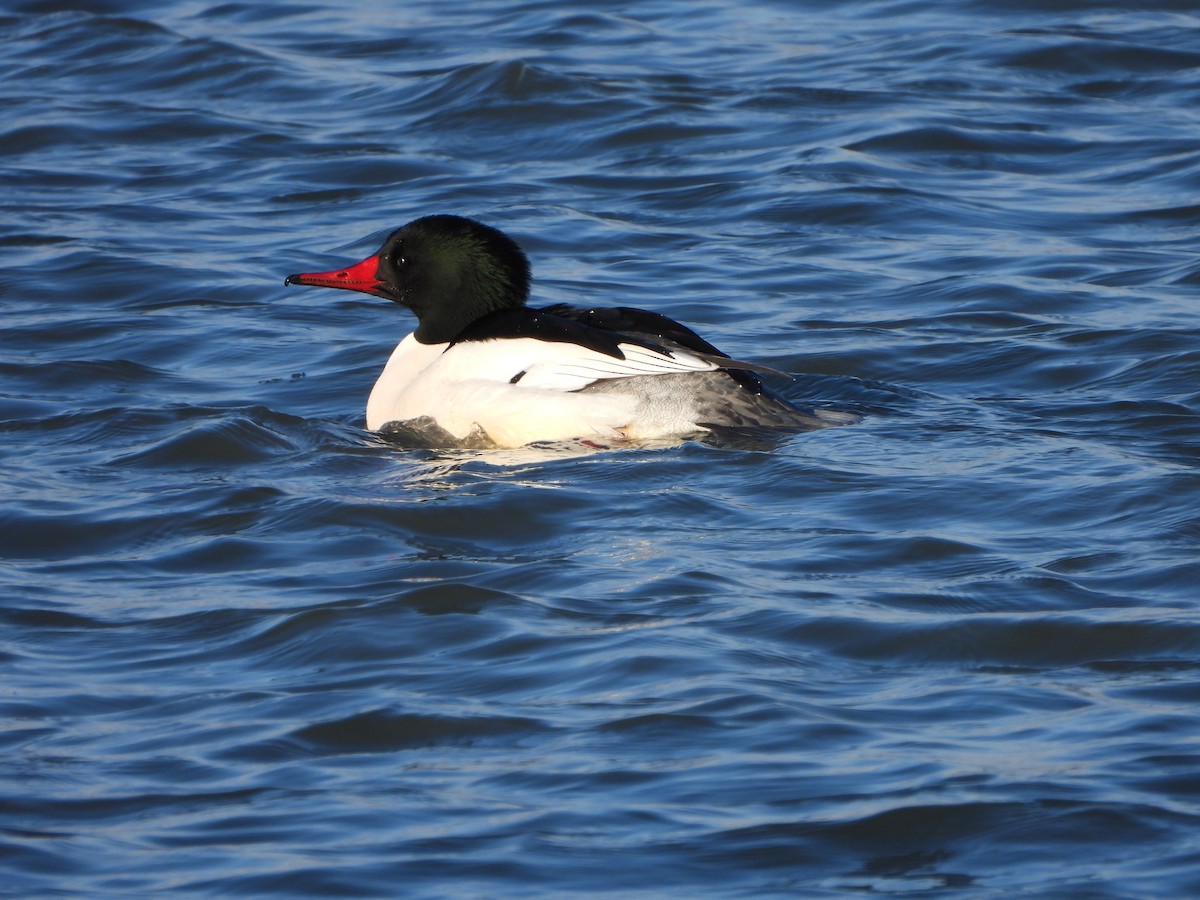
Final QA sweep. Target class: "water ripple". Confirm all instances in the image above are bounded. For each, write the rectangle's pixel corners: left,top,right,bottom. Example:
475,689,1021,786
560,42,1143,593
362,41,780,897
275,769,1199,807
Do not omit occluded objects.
3,0,1200,896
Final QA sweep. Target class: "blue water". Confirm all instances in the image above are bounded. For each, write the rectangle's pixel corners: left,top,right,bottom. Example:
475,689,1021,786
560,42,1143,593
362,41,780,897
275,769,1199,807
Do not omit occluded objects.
4,1,1200,896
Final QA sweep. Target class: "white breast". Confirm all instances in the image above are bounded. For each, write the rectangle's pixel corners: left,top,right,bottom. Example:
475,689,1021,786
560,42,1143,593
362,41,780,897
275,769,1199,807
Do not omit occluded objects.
365,334,447,431
364,333,721,447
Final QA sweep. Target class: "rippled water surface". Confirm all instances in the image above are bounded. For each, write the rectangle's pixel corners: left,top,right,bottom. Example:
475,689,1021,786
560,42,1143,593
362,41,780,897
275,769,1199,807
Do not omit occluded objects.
4,0,1200,896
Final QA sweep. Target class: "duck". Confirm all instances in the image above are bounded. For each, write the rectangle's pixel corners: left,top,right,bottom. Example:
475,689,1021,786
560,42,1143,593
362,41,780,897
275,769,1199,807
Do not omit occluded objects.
285,214,858,448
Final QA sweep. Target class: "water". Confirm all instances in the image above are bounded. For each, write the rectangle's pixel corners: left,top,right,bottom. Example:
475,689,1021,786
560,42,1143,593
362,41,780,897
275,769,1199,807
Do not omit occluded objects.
3,0,1200,896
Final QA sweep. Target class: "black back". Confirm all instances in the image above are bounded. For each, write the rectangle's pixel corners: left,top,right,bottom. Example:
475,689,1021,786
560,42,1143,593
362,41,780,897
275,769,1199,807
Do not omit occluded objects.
450,303,766,394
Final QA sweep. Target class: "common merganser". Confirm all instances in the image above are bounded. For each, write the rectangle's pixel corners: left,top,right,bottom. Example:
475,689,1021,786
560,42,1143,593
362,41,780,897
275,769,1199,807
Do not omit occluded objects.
285,215,858,448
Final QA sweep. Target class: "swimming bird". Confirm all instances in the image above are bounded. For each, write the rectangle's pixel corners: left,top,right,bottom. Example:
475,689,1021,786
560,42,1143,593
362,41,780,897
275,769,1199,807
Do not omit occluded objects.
286,215,858,448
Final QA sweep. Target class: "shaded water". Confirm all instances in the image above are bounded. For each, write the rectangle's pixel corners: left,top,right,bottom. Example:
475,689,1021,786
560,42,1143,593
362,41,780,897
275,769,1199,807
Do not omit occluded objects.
3,0,1200,896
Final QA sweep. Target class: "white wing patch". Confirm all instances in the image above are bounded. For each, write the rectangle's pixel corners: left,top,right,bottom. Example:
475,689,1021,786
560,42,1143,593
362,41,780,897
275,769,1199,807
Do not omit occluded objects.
514,340,720,392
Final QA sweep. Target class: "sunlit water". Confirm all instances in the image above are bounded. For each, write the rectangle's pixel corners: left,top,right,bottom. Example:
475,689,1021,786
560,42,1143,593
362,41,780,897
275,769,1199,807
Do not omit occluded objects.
3,1,1200,896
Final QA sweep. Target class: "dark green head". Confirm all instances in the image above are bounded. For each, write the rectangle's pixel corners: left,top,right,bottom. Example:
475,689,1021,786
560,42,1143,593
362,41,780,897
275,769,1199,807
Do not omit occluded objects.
286,215,532,344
